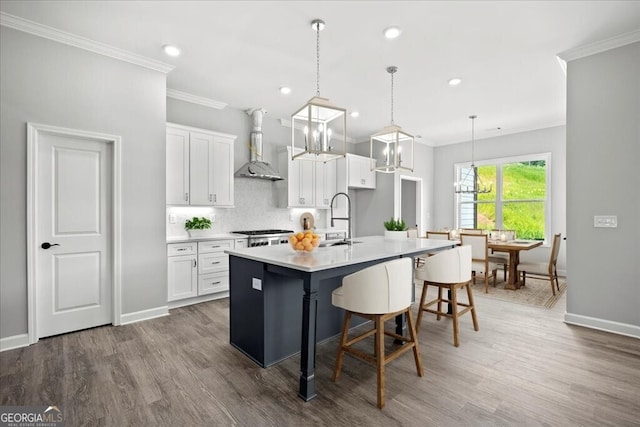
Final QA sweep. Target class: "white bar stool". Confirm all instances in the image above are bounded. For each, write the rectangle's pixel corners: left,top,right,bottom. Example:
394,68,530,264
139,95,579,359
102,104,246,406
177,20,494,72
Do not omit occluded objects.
415,246,479,347
331,257,423,409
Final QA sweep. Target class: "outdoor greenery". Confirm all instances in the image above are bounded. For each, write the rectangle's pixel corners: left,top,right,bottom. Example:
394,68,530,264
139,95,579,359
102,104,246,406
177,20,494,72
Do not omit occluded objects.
184,216,212,230
383,217,407,231
474,162,546,240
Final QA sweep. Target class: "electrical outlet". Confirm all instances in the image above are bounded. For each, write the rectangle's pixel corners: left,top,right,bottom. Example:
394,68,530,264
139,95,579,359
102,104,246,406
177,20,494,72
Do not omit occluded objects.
252,278,262,291
289,212,294,221
594,215,617,228
169,214,177,224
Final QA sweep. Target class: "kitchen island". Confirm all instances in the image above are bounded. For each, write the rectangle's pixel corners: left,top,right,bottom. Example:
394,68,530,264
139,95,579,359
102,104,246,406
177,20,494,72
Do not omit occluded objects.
225,235,455,401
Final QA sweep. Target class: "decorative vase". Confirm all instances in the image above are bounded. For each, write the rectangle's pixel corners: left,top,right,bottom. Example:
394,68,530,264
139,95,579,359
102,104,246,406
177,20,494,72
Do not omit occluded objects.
384,230,408,240
188,229,211,238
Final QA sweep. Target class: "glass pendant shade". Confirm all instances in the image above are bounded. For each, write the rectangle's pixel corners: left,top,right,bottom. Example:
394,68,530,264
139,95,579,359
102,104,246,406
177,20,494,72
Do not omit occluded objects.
291,96,347,161
370,124,414,173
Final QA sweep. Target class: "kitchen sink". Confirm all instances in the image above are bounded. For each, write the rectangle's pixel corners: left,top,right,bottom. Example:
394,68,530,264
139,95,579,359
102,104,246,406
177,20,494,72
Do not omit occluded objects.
319,240,363,247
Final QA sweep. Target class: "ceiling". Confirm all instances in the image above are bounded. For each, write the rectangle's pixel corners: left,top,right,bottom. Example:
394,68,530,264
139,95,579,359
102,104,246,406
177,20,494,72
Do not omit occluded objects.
1,1,638,146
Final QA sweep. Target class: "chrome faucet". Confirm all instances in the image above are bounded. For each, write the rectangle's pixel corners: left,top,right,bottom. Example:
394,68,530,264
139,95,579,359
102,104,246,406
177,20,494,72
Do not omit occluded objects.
330,192,353,245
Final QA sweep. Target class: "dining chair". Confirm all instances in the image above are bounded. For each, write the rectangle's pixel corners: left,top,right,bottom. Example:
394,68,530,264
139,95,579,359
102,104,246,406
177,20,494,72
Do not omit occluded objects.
516,233,562,295
426,231,451,240
415,246,478,347
461,228,485,235
460,233,498,293
331,258,423,409
488,229,516,281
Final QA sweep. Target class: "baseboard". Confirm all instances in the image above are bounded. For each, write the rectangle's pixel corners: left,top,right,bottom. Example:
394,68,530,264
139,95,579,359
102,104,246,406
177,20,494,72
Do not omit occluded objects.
0,333,30,352
120,306,169,325
564,312,640,339
168,291,229,310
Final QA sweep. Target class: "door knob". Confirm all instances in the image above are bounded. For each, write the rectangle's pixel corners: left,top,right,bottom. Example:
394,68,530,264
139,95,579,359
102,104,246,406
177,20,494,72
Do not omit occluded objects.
41,242,60,249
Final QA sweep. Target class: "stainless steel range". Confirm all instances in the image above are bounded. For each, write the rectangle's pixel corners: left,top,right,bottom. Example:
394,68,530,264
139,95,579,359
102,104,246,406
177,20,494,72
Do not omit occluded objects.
232,229,294,247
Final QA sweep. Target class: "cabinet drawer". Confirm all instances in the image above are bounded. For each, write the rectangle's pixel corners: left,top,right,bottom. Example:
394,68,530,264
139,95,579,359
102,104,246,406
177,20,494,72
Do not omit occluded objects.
198,239,233,253
198,272,229,295
198,252,229,274
167,242,197,256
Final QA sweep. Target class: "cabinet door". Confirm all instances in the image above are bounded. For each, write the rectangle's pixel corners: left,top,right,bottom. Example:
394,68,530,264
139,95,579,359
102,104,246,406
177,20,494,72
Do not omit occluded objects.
315,160,337,208
347,155,376,189
167,255,198,301
189,131,215,205
212,136,234,207
287,148,314,207
166,127,190,205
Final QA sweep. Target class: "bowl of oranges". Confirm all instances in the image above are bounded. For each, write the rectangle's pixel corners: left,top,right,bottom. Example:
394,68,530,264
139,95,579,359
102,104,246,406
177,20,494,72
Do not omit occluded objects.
289,231,321,252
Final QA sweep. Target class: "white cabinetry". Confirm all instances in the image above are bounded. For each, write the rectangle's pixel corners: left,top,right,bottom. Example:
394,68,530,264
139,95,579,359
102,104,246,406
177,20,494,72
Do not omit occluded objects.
279,147,337,208
166,123,236,207
167,242,198,301
167,238,234,306
346,154,376,189
315,158,337,208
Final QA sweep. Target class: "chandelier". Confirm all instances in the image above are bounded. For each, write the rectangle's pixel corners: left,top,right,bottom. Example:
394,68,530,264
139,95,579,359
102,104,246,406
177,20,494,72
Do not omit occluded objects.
369,66,414,173
454,115,492,194
290,19,346,162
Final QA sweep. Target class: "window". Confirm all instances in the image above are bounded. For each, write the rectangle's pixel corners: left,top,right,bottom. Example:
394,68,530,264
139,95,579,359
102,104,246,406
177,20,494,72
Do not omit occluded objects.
455,153,550,242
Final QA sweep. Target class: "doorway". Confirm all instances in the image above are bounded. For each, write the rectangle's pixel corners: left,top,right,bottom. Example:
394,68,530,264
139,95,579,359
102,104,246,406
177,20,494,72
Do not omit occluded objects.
400,176,423,234
27,123,121,343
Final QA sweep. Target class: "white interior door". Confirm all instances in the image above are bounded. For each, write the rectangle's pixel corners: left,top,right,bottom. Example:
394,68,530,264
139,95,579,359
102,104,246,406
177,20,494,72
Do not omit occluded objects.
36,132,113,338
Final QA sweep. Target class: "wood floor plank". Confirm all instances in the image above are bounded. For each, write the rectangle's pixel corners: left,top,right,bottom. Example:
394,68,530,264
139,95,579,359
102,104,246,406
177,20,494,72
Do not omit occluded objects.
2,288,639,426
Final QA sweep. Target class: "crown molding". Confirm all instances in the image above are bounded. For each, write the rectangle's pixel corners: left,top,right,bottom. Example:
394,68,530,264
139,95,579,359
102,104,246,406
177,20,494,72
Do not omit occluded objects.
0,12,174,74
166,89,227,110
558,29,640,62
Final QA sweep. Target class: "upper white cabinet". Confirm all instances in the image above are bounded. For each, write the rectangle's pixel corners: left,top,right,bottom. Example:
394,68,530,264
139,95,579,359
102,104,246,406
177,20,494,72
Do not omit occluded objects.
315,158,337,208
346,154,376,189
278,147,337,208
166,123,236,207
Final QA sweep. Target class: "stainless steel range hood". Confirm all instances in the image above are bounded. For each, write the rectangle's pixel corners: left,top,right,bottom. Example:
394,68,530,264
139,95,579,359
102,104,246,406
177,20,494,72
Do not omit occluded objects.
235,108,284,181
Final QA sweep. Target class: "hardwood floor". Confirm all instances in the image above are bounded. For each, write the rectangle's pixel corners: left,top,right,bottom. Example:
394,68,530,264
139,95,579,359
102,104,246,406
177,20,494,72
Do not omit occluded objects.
2,288,639,426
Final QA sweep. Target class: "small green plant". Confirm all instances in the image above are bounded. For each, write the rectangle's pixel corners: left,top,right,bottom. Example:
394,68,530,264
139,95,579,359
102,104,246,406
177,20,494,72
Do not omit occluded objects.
383,217,407,231
185,216,212,230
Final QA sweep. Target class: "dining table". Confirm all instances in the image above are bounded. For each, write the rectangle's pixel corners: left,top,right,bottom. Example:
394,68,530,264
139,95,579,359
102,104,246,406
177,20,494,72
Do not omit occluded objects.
487,239,543,290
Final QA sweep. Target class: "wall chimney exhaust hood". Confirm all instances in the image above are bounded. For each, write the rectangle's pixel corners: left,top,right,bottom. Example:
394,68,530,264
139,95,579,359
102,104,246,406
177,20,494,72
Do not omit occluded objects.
235,108,284,181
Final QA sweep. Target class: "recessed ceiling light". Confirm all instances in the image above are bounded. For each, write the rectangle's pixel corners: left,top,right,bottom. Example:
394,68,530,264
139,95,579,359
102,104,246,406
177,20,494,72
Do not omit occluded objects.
279,86,291,95
163,44,181,57
448,77,462,86
350,111,360,118
383,26,402,39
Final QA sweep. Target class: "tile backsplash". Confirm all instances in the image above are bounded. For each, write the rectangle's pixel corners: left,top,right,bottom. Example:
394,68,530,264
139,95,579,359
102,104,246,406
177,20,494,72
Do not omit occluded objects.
167,178,330,237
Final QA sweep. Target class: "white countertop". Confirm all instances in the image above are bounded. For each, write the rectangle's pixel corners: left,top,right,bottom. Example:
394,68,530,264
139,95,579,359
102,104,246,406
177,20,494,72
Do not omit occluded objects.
167,233,245,243
225,236,455,272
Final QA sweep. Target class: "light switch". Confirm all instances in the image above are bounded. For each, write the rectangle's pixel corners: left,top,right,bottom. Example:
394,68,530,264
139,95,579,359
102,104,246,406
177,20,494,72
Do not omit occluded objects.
252,278,262,291
594,215,617,228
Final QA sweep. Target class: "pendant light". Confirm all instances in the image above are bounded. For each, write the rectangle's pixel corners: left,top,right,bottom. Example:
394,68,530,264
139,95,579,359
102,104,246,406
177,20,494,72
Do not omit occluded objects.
454,115,492,194
290,19,347,162
369,66,414,173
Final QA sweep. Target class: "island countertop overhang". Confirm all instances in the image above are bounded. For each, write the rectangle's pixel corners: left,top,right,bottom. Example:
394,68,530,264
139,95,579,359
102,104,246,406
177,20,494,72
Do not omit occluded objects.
224,235,455,272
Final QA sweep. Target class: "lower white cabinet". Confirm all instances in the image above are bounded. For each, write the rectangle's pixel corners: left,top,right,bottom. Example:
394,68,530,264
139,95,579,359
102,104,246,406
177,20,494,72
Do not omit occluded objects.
167,242,198,301
167,238,234,303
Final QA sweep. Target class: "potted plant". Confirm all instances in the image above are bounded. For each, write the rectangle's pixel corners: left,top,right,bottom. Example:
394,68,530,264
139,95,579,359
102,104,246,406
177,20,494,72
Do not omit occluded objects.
185,216,212,238
383,217,408,240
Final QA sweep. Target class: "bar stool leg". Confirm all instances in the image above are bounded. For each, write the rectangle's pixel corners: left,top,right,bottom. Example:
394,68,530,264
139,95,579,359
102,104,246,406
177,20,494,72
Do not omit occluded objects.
332,311,351,382
465,281,479,331
375,316,385,409
406,309,424,377
451,284,460,347
416,282,429,331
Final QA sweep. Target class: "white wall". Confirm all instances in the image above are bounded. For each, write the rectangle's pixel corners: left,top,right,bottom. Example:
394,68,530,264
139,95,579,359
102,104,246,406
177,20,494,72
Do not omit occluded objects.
564,41,639,334
0,27,168,338
433,125,567,271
